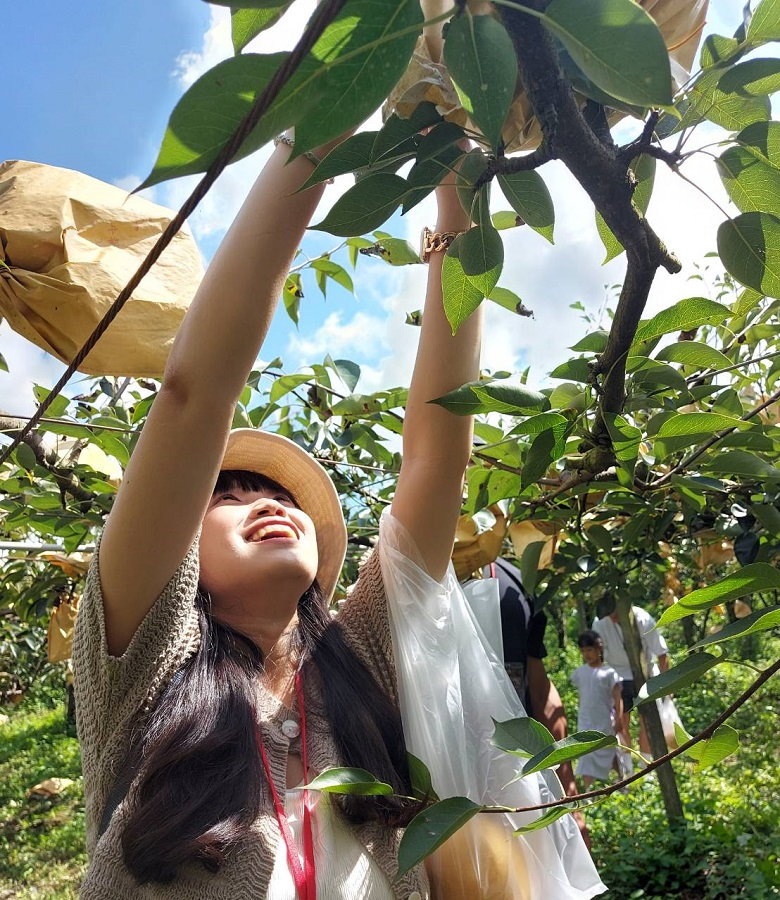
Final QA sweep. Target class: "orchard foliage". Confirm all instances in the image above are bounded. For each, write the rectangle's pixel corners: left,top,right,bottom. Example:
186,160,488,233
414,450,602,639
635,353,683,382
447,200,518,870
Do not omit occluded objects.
2,0,780,862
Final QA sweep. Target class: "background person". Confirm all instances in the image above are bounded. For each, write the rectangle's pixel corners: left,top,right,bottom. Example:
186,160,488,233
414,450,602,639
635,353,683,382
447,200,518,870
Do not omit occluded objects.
593,596,669,757
571,631,629,789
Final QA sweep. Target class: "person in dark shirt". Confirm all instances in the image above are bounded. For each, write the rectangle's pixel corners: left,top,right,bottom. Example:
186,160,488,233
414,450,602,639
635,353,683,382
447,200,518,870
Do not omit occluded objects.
480,557,591,848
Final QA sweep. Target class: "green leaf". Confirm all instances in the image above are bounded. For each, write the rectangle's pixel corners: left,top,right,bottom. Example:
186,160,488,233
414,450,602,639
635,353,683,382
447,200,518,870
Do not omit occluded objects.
497,171,555,243
627,357,687,392
443,13,518,150
718,58,780,97
657,563,780,626
520,541,545,594
520,731,617,777
549,358,591,382
717,146,780,214
269,372,312,404
587,524,613,554
542,0,672,106
748,0,780,43
0,351,7,372
510,412,570,436
282,273,302,325
14,442,37,471
406,753,439,802
431,380,548,416
570,330,609,353
471,383,549,415
488,286,526,315
457,224,504,296
548,382,587,411
596,154,655,263
718,211,780,298
311,174,407,237
403,125,462,212
368,237,422,266
704,449,780,481
692,605,780,650
656,412,748,439
231,4,292,54
734,121,780,171
695,724,739,772
371,101,441,163
637,652,722,703
293,0,424,156
441,235,485,334
455,148,489,219
310,258,354,295
396,798,482,878
514,803,581,835
700,34,742,69
604,413,641,481
491,716,555,758
306,767,393,795
140,53,317,188
655,341,732,371
328,357,360,392
492,210,524,230
521,424,569,490
682,67,770,132
633,298,730,343
300,131,377,190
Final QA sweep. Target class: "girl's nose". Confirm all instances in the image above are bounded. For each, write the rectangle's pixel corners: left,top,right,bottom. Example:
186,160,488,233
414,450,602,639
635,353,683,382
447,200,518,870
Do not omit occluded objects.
251,497,288,517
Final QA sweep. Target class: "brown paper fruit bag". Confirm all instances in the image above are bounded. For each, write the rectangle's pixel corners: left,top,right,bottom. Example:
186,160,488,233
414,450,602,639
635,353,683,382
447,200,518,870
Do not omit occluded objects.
0,159,203,377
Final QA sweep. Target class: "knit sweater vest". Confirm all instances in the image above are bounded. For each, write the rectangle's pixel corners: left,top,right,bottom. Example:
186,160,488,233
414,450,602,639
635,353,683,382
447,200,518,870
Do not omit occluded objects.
72,540,429,899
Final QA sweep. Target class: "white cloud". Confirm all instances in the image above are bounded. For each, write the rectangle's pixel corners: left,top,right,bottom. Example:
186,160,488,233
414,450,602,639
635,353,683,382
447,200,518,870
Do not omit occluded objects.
0,323,68,417
287,310,389,361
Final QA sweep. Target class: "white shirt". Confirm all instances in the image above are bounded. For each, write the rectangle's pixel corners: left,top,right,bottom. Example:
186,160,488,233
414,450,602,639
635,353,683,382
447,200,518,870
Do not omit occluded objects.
592,607,668,681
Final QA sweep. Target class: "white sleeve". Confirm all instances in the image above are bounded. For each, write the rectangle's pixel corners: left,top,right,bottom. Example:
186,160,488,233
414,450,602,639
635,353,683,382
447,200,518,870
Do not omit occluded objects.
639,610,669,660
378,509,607,900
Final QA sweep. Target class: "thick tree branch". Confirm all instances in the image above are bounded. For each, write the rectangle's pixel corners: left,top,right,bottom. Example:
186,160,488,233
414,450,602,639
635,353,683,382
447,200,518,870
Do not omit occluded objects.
494,0,681,452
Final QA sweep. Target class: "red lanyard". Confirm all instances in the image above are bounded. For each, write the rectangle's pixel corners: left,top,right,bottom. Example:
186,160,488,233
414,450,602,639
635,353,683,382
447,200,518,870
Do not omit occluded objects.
255,672,316,900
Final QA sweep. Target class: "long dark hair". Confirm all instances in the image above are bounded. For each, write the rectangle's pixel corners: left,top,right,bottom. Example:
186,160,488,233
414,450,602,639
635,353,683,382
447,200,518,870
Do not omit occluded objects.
121,471,415,884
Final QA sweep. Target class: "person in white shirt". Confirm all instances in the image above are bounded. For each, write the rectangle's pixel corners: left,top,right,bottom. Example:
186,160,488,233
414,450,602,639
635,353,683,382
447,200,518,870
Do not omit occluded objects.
592,596,669,756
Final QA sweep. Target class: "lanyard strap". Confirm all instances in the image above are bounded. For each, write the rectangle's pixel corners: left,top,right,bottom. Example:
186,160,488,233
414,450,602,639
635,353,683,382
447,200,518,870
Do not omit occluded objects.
255,672,316,900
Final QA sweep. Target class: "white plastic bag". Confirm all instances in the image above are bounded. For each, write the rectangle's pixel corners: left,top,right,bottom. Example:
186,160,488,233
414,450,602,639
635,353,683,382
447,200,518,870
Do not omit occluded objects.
378,510,607,900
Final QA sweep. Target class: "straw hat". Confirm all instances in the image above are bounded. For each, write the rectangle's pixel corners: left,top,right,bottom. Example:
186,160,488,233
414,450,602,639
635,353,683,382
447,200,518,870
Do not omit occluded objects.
220,429,347,601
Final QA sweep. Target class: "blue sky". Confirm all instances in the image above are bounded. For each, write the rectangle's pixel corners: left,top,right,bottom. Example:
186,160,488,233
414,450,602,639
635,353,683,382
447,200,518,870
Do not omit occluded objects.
0,0,755,416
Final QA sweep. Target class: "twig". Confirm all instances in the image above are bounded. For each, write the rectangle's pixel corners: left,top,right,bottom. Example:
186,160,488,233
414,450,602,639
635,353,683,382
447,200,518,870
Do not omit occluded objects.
650,386,780,488
482,656,780,816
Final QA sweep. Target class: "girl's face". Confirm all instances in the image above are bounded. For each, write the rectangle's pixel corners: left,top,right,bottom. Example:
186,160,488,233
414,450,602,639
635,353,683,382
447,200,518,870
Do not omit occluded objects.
579,644,601,666
199,479,319,606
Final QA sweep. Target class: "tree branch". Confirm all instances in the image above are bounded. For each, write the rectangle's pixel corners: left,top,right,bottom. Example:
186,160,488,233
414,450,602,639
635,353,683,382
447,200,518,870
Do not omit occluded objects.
649,385,780,489
494,0,680,448
482,655,780,816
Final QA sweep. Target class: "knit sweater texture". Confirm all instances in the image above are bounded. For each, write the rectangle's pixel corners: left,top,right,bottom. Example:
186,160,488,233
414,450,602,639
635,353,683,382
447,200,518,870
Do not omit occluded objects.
72,540,429,899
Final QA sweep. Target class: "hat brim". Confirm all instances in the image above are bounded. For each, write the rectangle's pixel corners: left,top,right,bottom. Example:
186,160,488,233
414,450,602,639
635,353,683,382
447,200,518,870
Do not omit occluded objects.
220,429,347,601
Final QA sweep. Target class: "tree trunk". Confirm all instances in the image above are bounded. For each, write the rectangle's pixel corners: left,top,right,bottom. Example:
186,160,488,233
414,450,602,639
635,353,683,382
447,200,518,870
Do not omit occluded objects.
616,598,685,825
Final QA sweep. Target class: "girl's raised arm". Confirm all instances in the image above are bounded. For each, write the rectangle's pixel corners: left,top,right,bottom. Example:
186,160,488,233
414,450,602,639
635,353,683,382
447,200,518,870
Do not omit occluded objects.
390,168,481,581
99,140,337,656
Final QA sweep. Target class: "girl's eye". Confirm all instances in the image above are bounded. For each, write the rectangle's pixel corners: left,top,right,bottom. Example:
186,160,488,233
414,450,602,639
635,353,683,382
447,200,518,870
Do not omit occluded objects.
275,494,295,506
218,493,240,503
